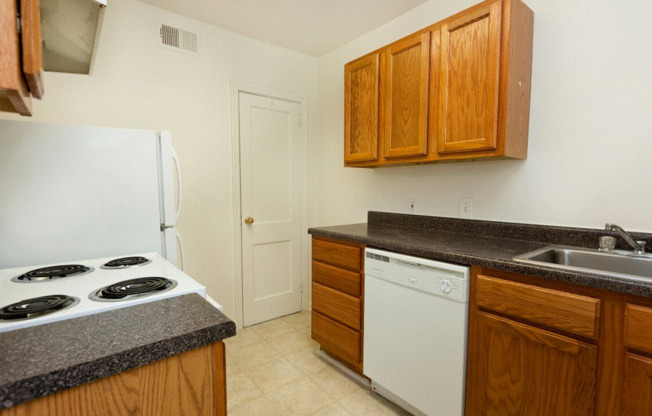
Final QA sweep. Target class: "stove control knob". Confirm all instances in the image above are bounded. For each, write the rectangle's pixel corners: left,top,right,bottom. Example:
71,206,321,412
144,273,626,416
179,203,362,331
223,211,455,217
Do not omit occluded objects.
440,279,452,294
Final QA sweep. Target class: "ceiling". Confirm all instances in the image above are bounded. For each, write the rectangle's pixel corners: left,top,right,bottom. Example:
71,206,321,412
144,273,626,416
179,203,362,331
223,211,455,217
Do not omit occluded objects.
137,0,429,56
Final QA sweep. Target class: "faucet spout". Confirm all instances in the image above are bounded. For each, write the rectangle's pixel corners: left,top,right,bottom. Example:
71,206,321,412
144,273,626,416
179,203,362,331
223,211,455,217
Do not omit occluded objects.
605,223,646,255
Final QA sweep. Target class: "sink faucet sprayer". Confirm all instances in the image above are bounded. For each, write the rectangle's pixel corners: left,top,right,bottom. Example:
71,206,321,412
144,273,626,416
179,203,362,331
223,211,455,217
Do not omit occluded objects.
605,223,646,255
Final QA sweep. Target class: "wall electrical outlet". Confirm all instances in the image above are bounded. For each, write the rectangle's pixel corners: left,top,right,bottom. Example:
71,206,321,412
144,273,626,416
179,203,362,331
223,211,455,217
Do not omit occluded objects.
459,198,473,219
409,199,416,213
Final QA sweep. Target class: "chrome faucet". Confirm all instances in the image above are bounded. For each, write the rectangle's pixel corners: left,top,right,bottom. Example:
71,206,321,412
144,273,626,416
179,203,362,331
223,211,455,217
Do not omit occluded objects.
605,223,646,255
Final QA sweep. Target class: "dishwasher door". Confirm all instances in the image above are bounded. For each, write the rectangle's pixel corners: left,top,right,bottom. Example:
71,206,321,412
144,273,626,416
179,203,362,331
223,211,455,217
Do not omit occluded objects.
363,248,470,416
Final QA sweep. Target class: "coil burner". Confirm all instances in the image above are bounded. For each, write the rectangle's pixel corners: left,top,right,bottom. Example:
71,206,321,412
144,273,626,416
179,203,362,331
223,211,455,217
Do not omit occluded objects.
12,265,93,283
100,256,151,269
89,277,177,302
0,295,79,320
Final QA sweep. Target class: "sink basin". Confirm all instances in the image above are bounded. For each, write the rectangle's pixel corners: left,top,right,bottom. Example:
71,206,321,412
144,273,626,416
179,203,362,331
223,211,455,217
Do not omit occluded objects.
513,246,652,282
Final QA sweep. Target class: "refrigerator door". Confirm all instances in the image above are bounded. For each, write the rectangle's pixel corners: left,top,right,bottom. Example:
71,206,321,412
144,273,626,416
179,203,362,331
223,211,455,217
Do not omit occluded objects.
163,227,185,271
158,131,181,227
0,120,164,268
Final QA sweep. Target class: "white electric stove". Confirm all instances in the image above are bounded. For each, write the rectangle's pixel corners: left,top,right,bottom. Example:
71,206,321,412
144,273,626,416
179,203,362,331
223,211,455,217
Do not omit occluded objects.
0,252,221,334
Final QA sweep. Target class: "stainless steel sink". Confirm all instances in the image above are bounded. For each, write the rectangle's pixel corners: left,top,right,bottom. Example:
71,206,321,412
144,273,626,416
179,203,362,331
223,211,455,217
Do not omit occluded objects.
513,245,652,282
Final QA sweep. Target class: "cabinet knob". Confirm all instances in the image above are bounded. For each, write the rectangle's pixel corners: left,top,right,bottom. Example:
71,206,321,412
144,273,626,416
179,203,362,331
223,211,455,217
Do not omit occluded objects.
244,217,254,225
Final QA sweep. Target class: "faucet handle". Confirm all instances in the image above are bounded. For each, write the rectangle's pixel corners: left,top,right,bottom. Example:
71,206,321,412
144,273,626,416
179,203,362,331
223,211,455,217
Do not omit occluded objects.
599,236,616,252
636,240,647,253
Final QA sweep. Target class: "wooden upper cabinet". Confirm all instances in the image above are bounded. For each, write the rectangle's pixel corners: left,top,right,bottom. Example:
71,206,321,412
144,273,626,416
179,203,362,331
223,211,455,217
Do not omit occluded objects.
468,312,597,416
384,31,429,159
343,0,534,167
344,53,380,163
20,0,44,99
437,1,501,154
0,0,33,116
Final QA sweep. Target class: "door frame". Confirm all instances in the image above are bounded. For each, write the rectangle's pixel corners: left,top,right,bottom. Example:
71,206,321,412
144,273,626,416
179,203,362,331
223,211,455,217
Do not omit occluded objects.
230,82,309,329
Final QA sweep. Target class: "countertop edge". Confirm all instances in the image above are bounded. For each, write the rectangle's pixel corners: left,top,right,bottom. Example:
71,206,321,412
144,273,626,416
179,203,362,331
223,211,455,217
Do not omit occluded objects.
309,227,652,298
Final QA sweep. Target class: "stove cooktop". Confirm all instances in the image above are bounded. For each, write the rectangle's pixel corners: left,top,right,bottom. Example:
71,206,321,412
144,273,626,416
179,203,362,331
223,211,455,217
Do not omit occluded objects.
0,253,220,334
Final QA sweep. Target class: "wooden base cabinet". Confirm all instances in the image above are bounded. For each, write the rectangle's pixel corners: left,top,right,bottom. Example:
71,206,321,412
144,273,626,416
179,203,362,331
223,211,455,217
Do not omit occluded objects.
0,342,227,416
470,312,597,415
466,267,652,416
311,236,365,373
622,304,652,414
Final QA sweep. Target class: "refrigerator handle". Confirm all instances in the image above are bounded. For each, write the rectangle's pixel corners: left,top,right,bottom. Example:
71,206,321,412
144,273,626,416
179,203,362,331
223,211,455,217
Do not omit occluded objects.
171,146,182,224
175,228,186,271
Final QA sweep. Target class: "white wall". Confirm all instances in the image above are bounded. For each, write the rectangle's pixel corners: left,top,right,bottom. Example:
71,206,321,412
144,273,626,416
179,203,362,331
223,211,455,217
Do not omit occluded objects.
1,0,319,320
310,0,652,233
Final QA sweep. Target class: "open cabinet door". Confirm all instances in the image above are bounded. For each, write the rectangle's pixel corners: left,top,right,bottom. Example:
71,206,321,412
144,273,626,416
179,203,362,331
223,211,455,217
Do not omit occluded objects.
0,0,32,115
21,0,44,99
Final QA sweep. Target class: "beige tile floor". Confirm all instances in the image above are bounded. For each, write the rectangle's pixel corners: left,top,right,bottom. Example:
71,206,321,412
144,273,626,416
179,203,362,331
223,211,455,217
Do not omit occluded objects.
224,310,411,415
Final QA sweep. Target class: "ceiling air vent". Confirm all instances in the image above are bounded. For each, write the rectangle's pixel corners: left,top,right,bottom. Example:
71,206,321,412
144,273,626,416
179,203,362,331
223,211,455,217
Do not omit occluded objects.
159,23,198,55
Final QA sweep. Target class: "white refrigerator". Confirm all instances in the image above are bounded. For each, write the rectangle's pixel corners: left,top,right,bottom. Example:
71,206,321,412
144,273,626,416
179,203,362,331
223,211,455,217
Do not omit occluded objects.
0,120,184,269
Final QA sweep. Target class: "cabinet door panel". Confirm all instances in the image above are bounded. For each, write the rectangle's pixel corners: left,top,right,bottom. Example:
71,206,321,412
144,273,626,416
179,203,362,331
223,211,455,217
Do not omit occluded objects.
20,0,44,99
625,304,652,355
312,239,361,272
312,311,360,366
622,352,652,415
312,260,361,297
0,0,32,115
384,32,429,158
438,1,501,154
344,53,380,163
312,282,361,331
468,312,596,416
476,274,600,339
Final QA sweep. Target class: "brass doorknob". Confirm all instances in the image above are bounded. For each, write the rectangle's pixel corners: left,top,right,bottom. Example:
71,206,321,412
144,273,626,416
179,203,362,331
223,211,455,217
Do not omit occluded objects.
244,217,254,224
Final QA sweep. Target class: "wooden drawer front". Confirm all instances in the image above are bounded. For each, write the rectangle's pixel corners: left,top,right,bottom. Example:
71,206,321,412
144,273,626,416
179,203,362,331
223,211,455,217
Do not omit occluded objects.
312,311,360,365
313,260,361,297
625,304,652,355
312,282,361,330
476,274,600,339
312,239,361,272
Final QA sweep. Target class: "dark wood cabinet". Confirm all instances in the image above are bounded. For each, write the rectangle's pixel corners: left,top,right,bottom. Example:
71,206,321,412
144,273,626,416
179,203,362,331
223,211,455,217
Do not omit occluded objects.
311,236,365,373
344,0,534,167
344,53,380,163
0,0,44,116
383,31,430,159
467,267,652,416
470,311,597,415
0,342,226,416
436,1,501,154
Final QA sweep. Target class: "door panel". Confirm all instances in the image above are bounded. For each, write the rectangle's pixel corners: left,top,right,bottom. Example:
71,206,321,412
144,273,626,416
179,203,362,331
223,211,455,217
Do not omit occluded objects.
438,1,501,154
239,93,303,326
344,53,380,163
253,240,292,298
622,352,652,415
249,106,292,223
468,312,597,416
384,31,430,158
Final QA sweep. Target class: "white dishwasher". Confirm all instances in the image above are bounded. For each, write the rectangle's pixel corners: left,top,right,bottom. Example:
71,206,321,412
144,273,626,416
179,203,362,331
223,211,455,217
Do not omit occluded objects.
363,248,470,416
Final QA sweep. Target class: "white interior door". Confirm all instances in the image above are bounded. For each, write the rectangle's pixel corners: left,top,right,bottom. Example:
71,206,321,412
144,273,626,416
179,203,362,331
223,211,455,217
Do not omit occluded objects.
239,92,303,327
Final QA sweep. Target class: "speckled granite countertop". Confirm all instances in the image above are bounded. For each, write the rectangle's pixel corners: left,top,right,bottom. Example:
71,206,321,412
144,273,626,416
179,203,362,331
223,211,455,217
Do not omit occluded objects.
308,212,652,298
0,293,236,410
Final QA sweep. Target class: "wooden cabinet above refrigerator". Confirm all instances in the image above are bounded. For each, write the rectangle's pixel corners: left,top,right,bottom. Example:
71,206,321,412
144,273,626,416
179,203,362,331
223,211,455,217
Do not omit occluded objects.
0,0,44,116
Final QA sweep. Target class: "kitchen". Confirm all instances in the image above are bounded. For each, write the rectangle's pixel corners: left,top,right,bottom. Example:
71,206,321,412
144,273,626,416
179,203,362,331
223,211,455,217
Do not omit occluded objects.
1,0,651,414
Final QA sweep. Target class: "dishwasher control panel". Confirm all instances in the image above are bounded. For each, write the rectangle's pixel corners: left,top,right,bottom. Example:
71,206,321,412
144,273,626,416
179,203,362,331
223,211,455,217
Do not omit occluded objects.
365,248,470,303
